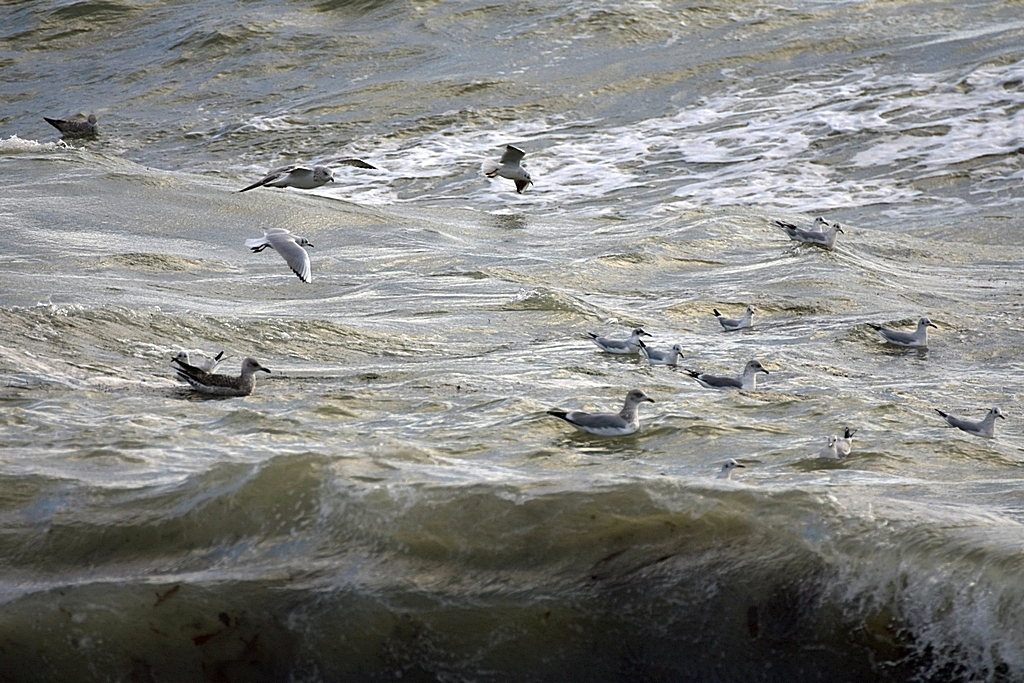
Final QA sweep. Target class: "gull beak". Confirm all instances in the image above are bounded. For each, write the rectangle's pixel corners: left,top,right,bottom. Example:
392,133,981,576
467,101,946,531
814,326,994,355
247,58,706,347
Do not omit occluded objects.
998,413,1006,419
736,463,746,468
928,322,937,329
646,397,655,403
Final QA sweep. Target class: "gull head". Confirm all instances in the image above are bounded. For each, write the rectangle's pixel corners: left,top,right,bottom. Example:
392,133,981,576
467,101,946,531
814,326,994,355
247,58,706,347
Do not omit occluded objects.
991,407,1006,420
313,166,334,184
746,360,769,375
919,317,937,330
296,236,314,248
833,223,845,233
719,459,745,478
241,358,272,375
671,343,684,354
625,389,655,405
633,328,653,338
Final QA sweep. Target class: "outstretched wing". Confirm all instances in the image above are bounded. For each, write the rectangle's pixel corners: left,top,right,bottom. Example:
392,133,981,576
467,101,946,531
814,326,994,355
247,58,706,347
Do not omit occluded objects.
238,165,299,192
337,158,377,169
267,232,312,283
499,145,526,165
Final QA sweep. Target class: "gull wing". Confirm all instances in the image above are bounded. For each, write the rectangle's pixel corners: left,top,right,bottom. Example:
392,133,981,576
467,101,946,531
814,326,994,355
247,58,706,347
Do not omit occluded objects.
690,371,742,389
500,145,526,165
337,158,377,169
267,232,312,283
239,165,301,192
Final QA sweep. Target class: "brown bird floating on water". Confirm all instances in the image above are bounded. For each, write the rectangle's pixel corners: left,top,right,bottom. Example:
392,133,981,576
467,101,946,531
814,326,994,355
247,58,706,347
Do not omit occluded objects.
172,356,271,397
43,114,98,138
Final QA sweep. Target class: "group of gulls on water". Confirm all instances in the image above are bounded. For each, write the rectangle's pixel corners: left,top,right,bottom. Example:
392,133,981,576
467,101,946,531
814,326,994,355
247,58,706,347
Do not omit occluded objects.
44,119,1006,463
549,295,1003,478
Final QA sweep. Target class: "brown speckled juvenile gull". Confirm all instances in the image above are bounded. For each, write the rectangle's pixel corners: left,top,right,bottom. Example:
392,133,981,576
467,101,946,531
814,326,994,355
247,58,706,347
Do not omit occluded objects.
173,357,270,397
44,114,98,138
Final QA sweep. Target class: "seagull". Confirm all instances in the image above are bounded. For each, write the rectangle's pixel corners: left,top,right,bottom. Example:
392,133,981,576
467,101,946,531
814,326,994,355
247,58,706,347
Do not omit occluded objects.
935,407,1005,439
717,458,746,479
822,428,855,458
547,389,655,436
868,317,937,347
172,357,271,397
44,113,98,138
588,328,652,354
245,228,313,283
713,305,755,331
686,360,769,390
172,350,225,373
638,340,684,366
239,164,336,192
482,144,532,194
776,219,844,250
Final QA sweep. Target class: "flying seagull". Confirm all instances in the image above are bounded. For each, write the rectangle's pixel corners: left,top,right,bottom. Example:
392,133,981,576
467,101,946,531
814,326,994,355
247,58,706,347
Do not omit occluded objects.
245,228,313,283
482,144,532,194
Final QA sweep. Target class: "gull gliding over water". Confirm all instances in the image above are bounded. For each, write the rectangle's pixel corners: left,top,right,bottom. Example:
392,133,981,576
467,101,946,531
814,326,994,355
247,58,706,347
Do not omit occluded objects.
588,328,651,354
239,165,336,192
482,145,532,194
935,407,1005,438
714,305,755,331
172,357,271,397
246,228,313,283
547,389,655,436
869,317,937,348
687,360,769,390
44,114,98,138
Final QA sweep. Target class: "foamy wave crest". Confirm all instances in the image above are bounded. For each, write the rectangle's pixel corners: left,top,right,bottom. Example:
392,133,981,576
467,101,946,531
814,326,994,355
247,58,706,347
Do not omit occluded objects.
329,58,1024,219
0,135,64,155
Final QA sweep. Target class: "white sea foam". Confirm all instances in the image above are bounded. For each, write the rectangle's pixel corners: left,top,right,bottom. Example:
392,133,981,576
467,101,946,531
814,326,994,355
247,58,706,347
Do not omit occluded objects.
326,57,1024,219
0,135,64,154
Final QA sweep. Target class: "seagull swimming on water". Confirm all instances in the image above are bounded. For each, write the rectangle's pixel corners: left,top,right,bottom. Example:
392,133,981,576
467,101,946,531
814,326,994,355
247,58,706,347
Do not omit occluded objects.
714,305,755,331
44,113,98,138
717,458,746,479
775,219,844,250
638,340,684,366
868,317,937,348
547,389,655,437
172,356,271,397
687,360,769,390
935,407,1005,439
172,350,225,373
245,228,313,283
482,144,532,194
822,428,855,458
588,327,652,354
